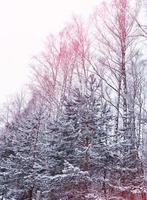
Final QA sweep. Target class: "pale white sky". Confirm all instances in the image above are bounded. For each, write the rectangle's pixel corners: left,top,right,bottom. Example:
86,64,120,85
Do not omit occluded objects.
0,0,99,105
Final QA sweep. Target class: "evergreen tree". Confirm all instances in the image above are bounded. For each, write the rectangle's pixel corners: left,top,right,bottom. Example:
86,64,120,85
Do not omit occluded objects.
53,76,113,198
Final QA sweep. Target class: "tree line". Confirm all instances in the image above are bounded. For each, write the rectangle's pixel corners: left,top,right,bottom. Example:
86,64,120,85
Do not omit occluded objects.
0,0,147,199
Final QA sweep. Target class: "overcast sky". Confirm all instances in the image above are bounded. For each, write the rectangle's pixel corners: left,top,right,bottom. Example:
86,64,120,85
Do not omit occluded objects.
0,0,99,105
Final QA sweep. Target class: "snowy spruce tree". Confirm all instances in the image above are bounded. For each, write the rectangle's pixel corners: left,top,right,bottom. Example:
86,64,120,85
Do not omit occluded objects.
51,75,114,198
0,95,49,199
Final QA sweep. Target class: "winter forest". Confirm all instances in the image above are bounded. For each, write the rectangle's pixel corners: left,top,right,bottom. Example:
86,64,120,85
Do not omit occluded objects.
1,0,147,199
